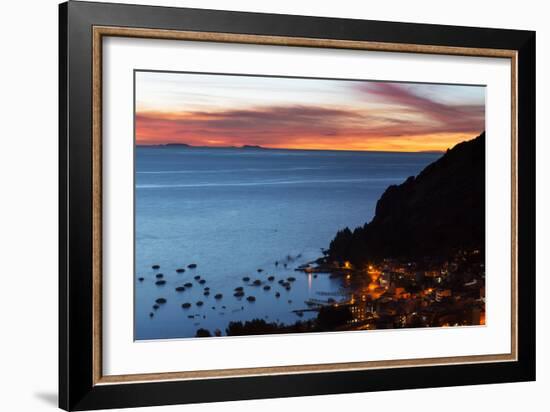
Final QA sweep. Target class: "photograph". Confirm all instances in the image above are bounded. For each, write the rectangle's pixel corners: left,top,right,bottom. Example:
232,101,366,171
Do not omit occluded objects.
134,71,486,340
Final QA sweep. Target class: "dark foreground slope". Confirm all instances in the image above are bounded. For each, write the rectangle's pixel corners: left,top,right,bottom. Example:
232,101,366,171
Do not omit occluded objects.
328,132,485,264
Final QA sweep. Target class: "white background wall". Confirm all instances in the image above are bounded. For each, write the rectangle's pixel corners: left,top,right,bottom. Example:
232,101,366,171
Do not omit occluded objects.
0,0,546,411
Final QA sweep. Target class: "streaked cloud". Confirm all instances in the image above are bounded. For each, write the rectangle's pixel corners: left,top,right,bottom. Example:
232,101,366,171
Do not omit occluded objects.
356,82,485,134
135,72,485,152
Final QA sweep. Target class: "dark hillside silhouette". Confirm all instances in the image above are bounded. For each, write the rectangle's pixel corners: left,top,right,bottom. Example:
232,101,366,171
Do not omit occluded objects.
328,132,485,263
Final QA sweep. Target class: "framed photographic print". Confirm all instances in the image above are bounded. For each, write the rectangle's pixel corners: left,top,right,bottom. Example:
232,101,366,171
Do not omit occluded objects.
59,1,536,410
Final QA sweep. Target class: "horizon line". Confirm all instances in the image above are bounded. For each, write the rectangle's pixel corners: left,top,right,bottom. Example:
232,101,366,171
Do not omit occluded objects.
134,143,447,154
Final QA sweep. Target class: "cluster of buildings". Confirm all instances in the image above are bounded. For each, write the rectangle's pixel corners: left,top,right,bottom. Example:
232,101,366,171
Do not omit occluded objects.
332,249,486,330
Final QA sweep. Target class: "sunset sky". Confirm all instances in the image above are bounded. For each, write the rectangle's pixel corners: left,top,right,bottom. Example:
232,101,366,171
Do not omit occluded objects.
135,71,485,152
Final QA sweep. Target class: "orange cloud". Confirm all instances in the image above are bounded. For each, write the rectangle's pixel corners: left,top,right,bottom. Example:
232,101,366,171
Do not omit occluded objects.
136,101,484,152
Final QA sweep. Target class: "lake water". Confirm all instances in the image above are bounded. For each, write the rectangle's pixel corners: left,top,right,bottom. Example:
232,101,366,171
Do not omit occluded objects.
134,147,440,340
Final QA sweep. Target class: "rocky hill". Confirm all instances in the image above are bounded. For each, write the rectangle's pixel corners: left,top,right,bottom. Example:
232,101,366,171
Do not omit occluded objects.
328,132,485,263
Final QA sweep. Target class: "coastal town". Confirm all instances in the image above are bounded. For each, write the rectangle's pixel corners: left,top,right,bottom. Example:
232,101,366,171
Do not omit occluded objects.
293,248,485,332
203,248,486,337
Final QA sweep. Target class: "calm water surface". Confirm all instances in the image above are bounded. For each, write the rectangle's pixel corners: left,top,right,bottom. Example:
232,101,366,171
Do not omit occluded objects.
135,147,440,340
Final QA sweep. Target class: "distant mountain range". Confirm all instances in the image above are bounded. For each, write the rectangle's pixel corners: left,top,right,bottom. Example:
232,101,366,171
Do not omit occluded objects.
136,143,444,153
328,132,485,263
